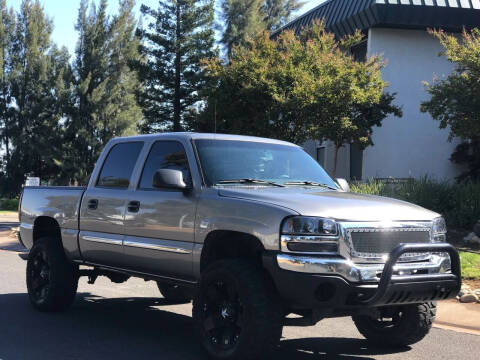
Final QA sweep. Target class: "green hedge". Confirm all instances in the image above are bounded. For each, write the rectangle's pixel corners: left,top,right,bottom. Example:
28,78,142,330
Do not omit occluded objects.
0,198,19,211
351,177,480,229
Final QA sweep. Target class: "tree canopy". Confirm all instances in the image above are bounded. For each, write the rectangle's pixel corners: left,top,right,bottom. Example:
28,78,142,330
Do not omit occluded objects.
220,0,303,57
0,0,71,195
0,0,143,193
0,1,406,195
63,0,142,184
136,0,217,132
263,0,304,31
421,29,480,181
199,21,401,175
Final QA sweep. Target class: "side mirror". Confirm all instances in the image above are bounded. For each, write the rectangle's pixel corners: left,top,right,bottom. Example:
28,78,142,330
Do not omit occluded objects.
153,169,188,190
335,178,350,192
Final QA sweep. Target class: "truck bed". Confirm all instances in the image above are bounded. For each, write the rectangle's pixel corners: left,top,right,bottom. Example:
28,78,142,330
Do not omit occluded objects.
19,186,86,254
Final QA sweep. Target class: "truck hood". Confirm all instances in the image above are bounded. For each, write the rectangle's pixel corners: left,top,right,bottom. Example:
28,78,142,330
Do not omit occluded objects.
217,187,439,222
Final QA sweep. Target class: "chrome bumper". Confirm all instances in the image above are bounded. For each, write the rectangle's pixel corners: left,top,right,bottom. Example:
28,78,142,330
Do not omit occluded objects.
277,252,452,283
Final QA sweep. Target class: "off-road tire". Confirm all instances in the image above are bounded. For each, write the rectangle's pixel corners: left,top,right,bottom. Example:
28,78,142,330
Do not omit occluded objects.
193,259,283,360
156,282,191,303
26,237,78,312
352,302,436,347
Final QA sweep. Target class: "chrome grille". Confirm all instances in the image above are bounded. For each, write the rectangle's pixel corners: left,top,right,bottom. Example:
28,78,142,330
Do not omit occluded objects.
350,230,430,255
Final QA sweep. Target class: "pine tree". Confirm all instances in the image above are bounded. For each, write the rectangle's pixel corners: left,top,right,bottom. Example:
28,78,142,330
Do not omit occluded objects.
262,0,304,31
220,0,264,58
4,0,69,194
0,0,15,167
64,0,142,184
220,0,304,56
136,0,217,132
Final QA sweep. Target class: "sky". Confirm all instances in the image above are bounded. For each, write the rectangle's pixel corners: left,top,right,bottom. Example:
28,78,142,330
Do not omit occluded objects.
6,0,325,56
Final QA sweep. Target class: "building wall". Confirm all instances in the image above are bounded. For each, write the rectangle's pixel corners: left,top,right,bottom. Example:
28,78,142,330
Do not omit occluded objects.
363,27,464,180
303,139,350,179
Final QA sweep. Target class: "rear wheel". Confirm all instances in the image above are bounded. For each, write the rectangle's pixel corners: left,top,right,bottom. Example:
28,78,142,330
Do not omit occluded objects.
193,259,283,360
156,282,191,303
26,237,78,312
352,302,436,347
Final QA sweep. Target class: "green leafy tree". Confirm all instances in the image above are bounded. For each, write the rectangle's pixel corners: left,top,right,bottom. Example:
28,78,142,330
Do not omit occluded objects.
200,21,401,176
421,29,480,181
136,0,216,133
63,0,142,184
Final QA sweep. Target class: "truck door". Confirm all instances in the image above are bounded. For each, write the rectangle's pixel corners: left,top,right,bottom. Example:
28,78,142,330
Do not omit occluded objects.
122,140,197,280
79,141,144,267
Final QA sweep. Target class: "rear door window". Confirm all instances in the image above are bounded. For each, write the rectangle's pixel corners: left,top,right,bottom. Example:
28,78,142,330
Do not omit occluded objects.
96,142,144,188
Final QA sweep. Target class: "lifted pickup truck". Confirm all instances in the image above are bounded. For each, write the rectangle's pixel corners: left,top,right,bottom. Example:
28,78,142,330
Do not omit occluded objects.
19,133,461,360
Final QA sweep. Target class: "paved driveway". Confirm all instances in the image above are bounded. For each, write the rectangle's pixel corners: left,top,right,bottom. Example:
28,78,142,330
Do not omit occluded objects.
0,249,479,360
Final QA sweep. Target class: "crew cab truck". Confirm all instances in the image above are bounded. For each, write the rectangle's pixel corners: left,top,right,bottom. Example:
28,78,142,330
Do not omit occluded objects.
19,133,461,360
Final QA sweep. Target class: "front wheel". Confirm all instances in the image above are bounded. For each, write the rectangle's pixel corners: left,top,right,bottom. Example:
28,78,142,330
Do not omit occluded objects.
193,259,283,360
26,237,78,312
352,302,436,347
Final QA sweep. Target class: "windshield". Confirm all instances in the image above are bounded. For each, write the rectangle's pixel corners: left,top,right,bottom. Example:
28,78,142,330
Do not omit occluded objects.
194,139,338,189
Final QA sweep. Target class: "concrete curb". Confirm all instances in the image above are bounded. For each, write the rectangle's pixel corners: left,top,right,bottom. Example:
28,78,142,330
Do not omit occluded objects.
434,322,480,336
434,300,480,336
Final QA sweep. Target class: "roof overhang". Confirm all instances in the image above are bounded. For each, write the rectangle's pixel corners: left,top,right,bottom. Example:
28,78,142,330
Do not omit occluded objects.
272,0,480,38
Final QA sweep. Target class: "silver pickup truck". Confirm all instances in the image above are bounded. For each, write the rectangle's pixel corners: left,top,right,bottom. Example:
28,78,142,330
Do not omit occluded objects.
19,133,461,360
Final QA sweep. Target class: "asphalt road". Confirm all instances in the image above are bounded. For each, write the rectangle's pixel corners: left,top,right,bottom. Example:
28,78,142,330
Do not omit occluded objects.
1,249,479,360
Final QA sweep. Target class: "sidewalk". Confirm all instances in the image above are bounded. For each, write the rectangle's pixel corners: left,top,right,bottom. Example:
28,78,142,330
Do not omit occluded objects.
0,212,19,223
435,299,480,335
0,216,24,252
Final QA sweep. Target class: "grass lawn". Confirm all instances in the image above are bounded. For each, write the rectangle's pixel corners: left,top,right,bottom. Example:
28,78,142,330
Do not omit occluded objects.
460,251,480,280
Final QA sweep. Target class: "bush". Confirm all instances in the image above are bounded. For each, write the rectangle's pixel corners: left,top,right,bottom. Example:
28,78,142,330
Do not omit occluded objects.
0,198,19,211
351,177,480,229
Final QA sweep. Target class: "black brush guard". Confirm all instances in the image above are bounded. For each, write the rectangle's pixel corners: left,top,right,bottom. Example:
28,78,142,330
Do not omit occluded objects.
353,243,461,306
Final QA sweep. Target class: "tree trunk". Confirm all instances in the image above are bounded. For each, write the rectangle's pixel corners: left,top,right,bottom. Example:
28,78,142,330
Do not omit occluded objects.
4,126,9,162
332,143,339,178
173,3,181,132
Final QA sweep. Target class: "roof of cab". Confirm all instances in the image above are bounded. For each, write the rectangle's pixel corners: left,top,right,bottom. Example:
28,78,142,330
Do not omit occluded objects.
110,132,299,147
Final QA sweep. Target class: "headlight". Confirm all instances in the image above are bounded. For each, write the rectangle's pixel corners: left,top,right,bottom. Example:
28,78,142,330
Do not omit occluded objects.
281,216,339,253
432,217,447,242
282,216,338,236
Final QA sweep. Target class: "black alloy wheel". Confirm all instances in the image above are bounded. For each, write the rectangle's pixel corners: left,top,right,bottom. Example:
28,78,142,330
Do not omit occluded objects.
28,249,52,304
201,279,244,350
193,259,283,360
26,237,78,312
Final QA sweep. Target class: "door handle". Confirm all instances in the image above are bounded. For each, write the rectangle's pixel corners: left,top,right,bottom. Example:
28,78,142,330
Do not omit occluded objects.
127,200,140,213
87,199,98,210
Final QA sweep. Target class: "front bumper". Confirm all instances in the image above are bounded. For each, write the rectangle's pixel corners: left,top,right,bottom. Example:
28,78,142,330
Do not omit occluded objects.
264,243,461,310
277,253,451,283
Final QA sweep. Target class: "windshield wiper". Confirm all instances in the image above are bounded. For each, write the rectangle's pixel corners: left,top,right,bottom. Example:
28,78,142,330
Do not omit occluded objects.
284,181,337,190
217,178,285,187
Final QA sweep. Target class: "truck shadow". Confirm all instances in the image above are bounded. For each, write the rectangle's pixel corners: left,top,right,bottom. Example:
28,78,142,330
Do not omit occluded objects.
0,292,409,360
277,338,409,359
